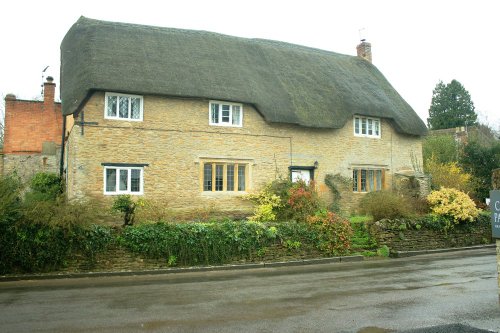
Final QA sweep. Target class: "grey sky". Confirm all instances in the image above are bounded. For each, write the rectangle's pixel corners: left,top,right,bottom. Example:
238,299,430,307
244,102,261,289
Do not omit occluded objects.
1,0,498,129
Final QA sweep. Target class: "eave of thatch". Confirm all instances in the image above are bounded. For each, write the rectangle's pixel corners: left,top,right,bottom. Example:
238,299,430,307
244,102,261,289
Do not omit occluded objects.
61,17,427,136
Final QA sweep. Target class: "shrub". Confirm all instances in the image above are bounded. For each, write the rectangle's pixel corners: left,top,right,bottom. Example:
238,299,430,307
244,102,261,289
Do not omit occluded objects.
427,187,479,225
459,140,500,201
377,245,390,257
25,172,63,202
0,174,22,224
112,195,144,226
423,135,459,165
307,210,353,256
359,190,412,221
134,197,174,223
425,156,473,192
120,220,277,265
287,180,322,222
246,183,283,222
246,179,322,222
22,198,111,227
0,221,114,274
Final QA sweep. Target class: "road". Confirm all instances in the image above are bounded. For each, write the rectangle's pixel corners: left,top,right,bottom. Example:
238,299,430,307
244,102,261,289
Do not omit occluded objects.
0,248,498,333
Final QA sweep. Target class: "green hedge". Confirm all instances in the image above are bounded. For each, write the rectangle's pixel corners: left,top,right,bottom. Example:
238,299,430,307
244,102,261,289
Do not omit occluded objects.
119,221,326,266
0,222,113,274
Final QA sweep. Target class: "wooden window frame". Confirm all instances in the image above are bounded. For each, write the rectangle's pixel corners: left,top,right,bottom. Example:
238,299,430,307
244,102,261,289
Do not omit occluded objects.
352,168,385,192
201,162,248,192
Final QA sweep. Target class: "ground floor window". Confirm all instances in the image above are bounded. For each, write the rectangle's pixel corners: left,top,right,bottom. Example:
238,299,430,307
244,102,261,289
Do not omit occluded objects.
289,166,315,184
102,163,146,195
352,168,384,192
203,162,247,192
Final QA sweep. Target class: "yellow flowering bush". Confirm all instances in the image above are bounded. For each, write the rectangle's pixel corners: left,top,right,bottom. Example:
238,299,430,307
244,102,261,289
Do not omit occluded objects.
425,156,473,192
245,184,283,222
427,187,479,224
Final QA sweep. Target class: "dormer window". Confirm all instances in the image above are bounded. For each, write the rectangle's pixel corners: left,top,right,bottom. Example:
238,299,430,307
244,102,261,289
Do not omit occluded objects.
354,116,380,138
209,101,243,127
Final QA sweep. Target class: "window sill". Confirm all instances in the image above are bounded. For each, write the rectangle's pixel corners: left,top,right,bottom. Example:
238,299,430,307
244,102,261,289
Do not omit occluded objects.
209,123,242,128
353,134,381,139
104,192,144,196
201,191,247,197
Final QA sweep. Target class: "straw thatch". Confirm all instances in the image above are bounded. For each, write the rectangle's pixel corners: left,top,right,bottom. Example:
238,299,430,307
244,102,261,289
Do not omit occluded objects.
61,17,427,136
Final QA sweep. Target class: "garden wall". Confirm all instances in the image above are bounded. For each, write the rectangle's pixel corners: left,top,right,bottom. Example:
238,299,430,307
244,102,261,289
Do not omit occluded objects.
368,216,492,253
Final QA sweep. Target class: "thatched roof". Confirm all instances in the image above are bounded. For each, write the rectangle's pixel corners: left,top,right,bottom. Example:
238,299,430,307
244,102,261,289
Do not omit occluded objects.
61,17,427,136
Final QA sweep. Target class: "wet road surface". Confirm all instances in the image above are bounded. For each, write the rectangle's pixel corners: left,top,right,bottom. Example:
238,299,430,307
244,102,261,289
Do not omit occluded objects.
0,248,498,332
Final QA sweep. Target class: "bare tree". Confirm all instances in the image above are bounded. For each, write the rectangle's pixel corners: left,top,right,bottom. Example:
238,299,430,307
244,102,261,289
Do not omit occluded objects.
0,93,4,149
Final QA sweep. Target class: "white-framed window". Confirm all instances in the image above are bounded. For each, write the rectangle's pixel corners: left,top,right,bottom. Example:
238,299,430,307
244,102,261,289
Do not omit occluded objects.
103,164,145,195
352,168,384,192
202,162,247,192
354,116,380,138
209,101,243,127
105,92,143,121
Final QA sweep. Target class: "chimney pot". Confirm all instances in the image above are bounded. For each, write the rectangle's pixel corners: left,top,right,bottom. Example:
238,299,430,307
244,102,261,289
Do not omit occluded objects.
5,93,16,101
46,76,54,83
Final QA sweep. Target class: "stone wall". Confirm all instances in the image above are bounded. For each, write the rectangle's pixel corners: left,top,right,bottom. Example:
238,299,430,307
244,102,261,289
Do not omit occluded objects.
369,219,492,253
66,92,423,214
2,149,60,182
58,243,325,274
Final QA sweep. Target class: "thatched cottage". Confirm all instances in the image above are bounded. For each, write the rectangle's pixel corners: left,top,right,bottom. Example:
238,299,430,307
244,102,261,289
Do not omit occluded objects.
60,17,427,213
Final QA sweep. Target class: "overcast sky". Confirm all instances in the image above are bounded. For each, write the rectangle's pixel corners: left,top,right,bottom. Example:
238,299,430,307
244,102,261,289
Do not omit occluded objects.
1,0,498,129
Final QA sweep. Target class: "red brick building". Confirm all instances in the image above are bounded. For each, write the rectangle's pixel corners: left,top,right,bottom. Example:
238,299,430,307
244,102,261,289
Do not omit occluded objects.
1,77,71,180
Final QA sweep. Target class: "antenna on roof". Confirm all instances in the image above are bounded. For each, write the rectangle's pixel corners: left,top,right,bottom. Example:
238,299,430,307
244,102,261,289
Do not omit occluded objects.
358,28,366,42
41,66,49,95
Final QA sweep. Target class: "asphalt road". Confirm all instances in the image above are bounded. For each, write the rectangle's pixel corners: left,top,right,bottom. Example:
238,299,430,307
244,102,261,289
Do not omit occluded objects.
0,248,498,333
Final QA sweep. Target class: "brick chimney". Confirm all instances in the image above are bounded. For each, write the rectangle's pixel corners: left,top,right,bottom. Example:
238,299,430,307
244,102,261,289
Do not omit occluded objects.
356,40,372,63
43,76,56,108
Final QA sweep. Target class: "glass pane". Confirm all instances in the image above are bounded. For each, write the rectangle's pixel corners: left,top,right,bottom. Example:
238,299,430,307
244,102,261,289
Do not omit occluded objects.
368,119,373,135
131,98,141,119
106,168,116,192
119,169,128,191
354,117,359,134
203,164,212,191
221,105,230,123
227,164,235,191
131,169,141,192
215,165,223,191
361,118,367,134
374,120,380,136
211,103,219,123
360,169,367,192
237,165,245,191
232,106,241,125
352,169,358,192
119,96,129,118
376,170,382,190
291,169,311,184
368,170,374,191
107,95,117,117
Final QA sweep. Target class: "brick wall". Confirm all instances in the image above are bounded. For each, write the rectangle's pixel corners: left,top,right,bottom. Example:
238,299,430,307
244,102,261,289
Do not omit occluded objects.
66,92,423,214
2,78,69,181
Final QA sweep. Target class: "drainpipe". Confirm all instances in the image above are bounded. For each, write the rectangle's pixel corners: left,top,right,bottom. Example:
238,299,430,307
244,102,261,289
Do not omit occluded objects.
59,115,66,178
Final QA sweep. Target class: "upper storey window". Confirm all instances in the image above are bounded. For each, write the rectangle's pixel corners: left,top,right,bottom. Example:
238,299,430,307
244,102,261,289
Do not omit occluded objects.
209,101,243,127
354,116,380,138
105,93,143,121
